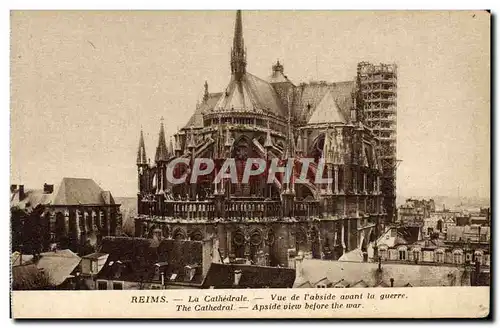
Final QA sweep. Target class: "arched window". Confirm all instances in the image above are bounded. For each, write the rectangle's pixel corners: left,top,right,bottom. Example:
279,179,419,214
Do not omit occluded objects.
190,229,204,241
453,249,463,264
412,247,421,262
378,245,388,261
398,246,407,261
435,249,445,263
173,228,187,240
474,250,483,265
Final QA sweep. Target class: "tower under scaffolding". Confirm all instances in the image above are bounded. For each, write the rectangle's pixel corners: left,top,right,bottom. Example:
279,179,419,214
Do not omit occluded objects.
356,62,398,223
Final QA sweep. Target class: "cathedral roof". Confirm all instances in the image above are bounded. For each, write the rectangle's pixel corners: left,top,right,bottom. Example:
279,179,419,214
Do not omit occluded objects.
307,91,347,124
293,81,354,123
211,72,286,117
184,92,222,128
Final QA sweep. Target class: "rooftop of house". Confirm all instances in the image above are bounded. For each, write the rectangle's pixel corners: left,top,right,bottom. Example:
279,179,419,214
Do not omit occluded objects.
95,237,207,286
37,249,82,286
295,258,470,288
10,178,118,212
11,249,81,288
202,263,296,289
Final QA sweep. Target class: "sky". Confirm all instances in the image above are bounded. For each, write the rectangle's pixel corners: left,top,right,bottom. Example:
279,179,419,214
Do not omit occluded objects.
10,10,490,198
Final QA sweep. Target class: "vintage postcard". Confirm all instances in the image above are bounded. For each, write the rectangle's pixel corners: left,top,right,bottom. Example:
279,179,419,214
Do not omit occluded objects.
10,10,490,319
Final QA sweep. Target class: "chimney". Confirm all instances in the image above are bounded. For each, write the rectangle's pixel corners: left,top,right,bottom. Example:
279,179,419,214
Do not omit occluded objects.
295,251,304,279
390,278,394,287
474,260,481,286
18,185,25,200
10,184,17,193
233,269,242,286
43,183,54,194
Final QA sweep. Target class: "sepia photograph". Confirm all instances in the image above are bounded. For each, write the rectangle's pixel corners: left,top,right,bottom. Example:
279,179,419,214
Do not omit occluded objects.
9,9,490,318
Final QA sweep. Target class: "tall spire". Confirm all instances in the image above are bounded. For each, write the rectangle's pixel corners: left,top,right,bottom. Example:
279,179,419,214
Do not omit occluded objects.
137,129,147,165
155,117,169,162
230,10,246,80
203,81,209,103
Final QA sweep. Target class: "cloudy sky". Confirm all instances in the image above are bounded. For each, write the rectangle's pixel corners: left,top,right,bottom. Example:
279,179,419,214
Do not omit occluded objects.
10,10,490,198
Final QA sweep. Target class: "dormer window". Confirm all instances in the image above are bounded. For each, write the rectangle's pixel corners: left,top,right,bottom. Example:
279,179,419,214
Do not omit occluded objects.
184,264,199,282
153,262,168,281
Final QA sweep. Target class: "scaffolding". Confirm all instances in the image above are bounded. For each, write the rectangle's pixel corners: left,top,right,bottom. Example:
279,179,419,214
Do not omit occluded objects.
356,62,398,223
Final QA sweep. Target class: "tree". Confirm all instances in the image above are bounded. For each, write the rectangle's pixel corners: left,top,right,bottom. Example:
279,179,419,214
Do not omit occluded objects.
12,266,50,290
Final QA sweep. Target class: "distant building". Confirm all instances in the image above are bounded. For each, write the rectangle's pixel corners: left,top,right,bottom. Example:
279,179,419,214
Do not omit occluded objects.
398,198,436,225
369,226,490,267
293,254,471,288
10,178,122,255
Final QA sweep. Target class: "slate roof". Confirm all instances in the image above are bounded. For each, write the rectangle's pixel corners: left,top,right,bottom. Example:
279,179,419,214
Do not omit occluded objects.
185,92,223,128
96,237,205,286
308,91,347,124
37,249,81,286
296,259,469,288
202,263,296,289
211,73,287,117
10,189,52,211
292,81,355,123
11,178,117,209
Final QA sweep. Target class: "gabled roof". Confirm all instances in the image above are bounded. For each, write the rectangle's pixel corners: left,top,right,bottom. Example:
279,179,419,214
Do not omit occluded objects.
185,92,223,128
211,73,286,117
202,263,296,289
37,249,81,286
293,81,354,123
52,178,112,206
101,191,115,205
308,91,347,124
